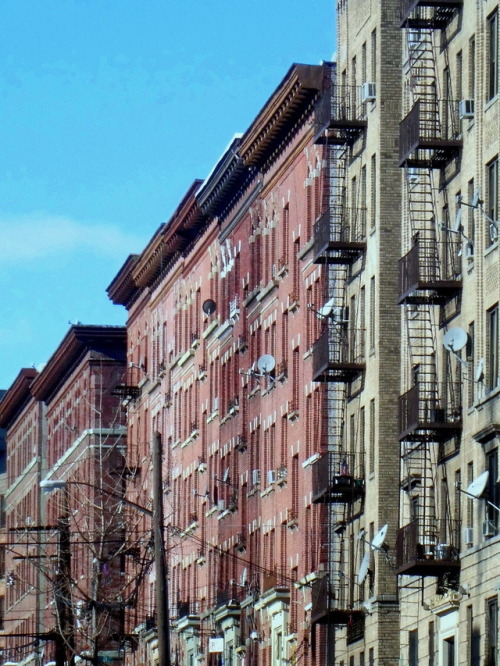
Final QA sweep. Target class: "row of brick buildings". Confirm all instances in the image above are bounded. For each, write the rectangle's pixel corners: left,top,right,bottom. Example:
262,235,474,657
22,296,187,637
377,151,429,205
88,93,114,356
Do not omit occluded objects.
1,0,499,664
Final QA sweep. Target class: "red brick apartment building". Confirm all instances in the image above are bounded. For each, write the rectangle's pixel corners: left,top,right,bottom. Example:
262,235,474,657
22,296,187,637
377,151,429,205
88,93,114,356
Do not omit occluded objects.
109,59,401,666
0,326,128,666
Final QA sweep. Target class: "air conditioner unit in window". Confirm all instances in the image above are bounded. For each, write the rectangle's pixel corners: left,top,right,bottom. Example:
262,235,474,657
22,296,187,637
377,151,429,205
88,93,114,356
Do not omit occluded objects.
267,470,276,485
361,82,376,103
463,526,474,546
483,520,496,538
252,469,261,486
458,99,474,119
217,499,226,512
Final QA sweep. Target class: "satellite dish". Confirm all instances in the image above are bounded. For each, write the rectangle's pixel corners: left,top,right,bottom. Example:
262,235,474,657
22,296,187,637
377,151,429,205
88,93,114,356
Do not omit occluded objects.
443,327,468,352
490,223,499,243
471,189,481,208
475,358,484,382
202,299,216,316
257,354,276,374
371,524,388,551
454,207,463,232
317,298,335,319
357,552,371,584
466,471,489,498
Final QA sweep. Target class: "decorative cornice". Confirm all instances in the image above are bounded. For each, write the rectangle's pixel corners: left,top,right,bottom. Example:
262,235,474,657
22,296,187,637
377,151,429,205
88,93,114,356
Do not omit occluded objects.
0,368,38,429
108,182,207,307
239,63,327,169
106,254,140,307
196,136,255,221
31,326,126,403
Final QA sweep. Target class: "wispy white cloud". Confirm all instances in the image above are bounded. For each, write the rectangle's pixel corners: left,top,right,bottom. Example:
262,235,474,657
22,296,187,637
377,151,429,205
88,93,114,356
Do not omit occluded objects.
0,213,145,263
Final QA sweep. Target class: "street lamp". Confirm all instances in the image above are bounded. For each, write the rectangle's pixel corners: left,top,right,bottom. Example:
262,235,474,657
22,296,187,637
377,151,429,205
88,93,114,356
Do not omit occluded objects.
40,434,171,666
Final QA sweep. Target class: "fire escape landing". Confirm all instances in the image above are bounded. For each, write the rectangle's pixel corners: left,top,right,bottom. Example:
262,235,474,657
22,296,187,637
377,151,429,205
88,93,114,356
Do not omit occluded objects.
395,519,460,576
398,382,462,442
400,0,463,29
311,452,364,503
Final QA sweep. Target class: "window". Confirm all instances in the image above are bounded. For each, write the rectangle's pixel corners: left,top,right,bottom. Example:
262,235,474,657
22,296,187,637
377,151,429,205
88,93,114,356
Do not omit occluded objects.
487,450,500,532
369,399,375,475
361,42,367,84
429,621,435,666
468,179,476,246
443,637,455,666
487,159,498,244
467,322,475,406
468,604,481,666
409,629,419,666
370,154,376,229
469,35,476,98
488,305,499,390
456,51,463,103
488,11,498,100
488,598,498,666
369,276,376,351
371,30,377,83
467,461,474,530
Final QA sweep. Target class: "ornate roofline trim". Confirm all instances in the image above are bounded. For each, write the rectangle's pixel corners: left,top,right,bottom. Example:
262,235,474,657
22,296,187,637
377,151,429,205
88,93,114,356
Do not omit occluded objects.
107,254,140,307
238,63,327,168
0,368,38,429
31,326,126,403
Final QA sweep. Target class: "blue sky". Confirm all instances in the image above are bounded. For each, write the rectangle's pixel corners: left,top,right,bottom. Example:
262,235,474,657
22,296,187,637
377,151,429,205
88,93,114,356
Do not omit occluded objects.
0,1,335,390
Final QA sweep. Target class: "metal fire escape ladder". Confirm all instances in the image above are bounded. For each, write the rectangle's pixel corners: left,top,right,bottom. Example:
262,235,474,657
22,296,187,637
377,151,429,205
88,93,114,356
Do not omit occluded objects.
407,29,441,140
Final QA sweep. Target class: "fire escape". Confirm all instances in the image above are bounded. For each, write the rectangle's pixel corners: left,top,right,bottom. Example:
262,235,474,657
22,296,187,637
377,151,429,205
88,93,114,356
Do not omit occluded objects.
309,83,366,627
396,2,462,578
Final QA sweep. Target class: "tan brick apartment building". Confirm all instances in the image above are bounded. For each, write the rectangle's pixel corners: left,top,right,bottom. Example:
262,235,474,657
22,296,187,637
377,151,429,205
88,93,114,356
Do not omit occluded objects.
393,0,500,664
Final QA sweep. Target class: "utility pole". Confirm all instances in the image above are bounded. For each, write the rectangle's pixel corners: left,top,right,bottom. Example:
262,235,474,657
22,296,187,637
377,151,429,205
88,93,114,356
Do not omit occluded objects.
55,514,75,666
152,431,171,665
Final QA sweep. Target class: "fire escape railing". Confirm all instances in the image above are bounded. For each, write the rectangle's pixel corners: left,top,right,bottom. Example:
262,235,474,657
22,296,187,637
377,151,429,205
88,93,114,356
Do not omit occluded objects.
314,85,368,145
312,325,365,383
398,238,462,304
399,100,462,167
310,576,362,626
398,381,462,441
313,207,367,264
401,0,463,29
311,452,364,503
395,518,461,576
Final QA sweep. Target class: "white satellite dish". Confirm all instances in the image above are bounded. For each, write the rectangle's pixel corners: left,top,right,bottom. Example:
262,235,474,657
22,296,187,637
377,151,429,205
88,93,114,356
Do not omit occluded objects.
490,223,499,243
317,298,335,319
371,524,388,551
471,189,481,208
454,207,463,232
466,471,489,498
443,327,468,352
257,354,276,374
475,358,484,382
357,552,371,585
